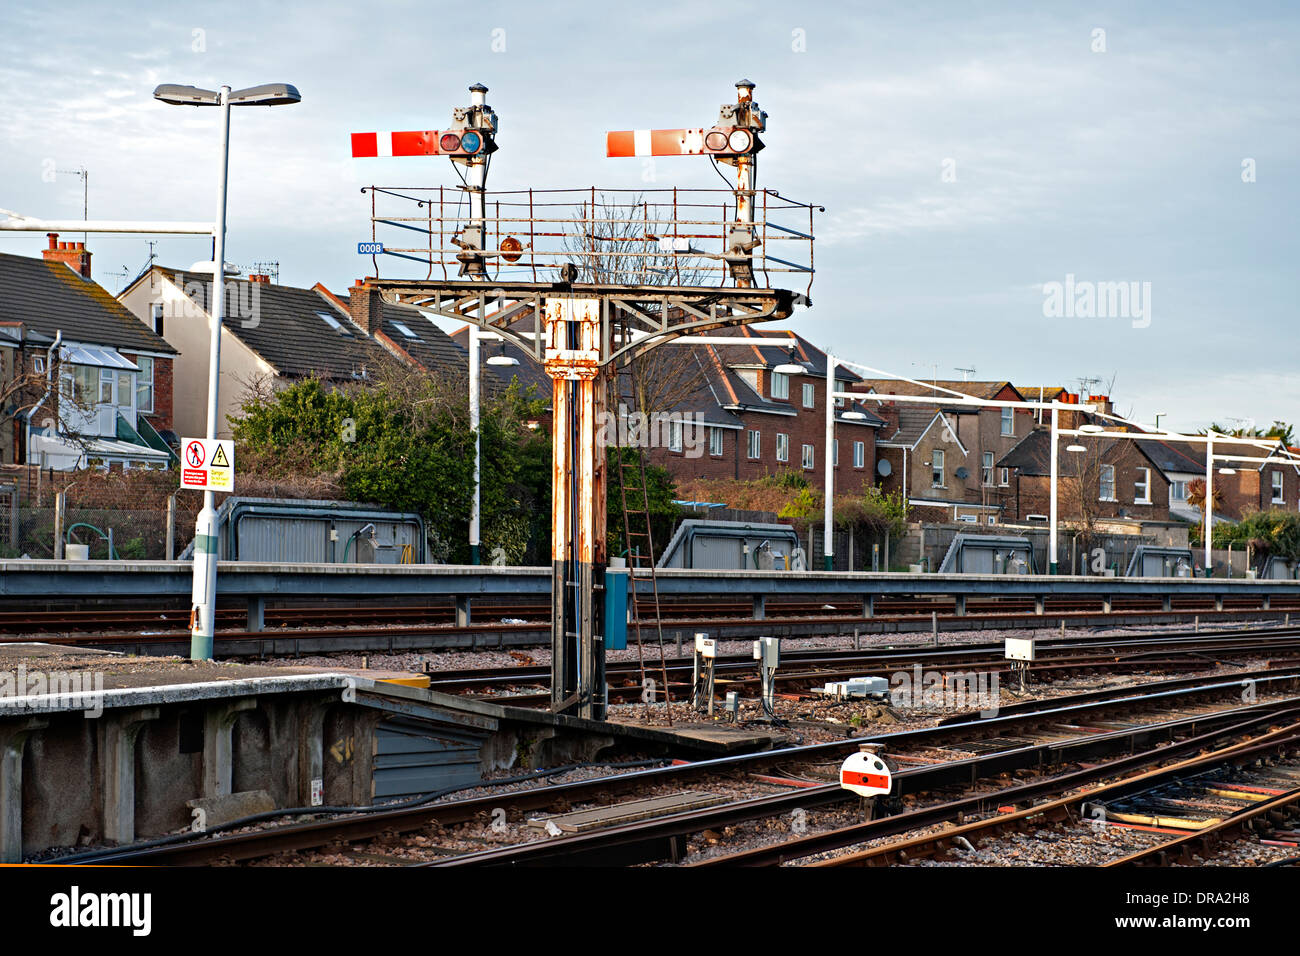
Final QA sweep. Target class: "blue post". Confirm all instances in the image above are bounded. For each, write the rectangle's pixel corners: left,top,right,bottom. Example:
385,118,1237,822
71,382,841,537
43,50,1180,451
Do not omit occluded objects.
604,568,629,651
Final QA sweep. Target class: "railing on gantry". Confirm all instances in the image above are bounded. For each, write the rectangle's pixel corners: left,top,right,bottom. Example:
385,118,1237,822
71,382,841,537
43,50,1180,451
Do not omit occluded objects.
358,186,820,294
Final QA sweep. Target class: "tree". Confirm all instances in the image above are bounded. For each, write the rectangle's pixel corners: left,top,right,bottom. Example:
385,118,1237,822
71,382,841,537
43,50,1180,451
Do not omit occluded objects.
563,193,710,417
230,369,549,564
1057,436,1144,559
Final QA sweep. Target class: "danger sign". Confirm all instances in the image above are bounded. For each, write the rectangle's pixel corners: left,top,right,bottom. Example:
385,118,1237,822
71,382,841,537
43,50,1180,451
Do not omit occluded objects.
839,750,893,797
181,438,235,492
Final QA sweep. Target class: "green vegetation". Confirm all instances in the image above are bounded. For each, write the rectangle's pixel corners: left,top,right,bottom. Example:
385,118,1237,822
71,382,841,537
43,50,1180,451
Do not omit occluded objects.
1211,509,1300,562
231,375,550,564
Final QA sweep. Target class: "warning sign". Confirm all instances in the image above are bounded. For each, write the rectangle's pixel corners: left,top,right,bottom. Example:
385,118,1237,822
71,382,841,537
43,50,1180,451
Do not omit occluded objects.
180,438,235,492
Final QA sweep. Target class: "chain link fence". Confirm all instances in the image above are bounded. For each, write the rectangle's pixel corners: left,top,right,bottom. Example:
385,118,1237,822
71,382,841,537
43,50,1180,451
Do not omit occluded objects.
1,465,200,560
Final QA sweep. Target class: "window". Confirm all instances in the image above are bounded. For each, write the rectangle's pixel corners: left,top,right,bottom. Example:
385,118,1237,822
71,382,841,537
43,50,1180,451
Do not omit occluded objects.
747,430,760,459
116,371,133,409
802,443,815,469
1001,407,1014,436
33,356,45,374
668,421,683,453
771,371,789,400
776,433,789,462
391,320,420,340
1135,467,1151,504
931,449,945,487
1100,464,1116,501
61,365,97,404
999,466,1009,487
832,439,839,466
1272,471,1285,503
834,379,850,407
316,310,353,336
98,369,114,404
854,441,865,468
802,383,815,408
709,427,724,457
1171,480,1188,501
150,301,165,337
982,451,994,486
135,356,154,413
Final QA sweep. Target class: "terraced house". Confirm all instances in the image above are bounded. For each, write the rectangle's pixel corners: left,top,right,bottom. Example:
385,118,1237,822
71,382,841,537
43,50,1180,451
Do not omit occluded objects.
856,379,1031,525
0,239,177,469
119,266,397,439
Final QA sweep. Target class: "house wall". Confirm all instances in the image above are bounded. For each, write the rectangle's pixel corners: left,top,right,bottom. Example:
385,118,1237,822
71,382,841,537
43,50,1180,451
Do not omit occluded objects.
1009,459,1172,524
1216,465,1300,519
649,407,878,489
119,273,274,439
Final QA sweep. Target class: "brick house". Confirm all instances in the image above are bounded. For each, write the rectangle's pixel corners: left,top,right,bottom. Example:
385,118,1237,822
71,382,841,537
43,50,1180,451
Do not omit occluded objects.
1210,443,1300,521
0,238,177,470
855,380,1032,524
997,426,1174,525
642,329,884,490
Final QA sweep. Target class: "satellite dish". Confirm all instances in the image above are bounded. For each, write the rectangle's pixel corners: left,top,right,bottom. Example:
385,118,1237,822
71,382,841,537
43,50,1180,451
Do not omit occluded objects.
877,459,892,477
955,466,969,479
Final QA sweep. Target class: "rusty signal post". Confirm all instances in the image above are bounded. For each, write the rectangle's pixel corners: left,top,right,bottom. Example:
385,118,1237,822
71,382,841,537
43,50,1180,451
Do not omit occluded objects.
351,81,816,719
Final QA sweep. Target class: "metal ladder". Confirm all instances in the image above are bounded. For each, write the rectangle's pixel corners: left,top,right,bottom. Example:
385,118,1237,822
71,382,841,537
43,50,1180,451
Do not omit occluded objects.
613,442,673,722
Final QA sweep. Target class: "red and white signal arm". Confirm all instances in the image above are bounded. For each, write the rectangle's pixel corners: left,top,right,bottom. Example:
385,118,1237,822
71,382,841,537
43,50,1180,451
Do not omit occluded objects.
840,751,893,797
606,126,760,158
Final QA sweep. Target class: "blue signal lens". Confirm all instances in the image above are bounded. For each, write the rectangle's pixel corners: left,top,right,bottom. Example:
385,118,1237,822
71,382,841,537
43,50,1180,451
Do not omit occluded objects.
461,131,483,153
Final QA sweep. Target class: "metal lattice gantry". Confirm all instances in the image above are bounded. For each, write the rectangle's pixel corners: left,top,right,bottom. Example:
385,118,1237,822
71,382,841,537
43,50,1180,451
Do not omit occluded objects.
351,81,818,719
358,185,819,292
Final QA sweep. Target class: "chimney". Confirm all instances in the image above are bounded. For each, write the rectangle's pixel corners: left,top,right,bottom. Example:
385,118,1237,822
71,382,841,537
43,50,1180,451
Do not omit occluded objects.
1086,394,1113,417
348,279,384,336
42,232,92,279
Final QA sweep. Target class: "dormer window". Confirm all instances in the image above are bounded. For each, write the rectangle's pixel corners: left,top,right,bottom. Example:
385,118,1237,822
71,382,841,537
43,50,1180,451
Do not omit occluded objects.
316,311,353,336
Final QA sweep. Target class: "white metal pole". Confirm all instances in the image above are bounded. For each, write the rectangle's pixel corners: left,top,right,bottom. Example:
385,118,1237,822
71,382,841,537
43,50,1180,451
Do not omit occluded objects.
1049,404,1059,575
1205,436,1214,576
470,321,481,565
823,353,834,571
190,86,231,662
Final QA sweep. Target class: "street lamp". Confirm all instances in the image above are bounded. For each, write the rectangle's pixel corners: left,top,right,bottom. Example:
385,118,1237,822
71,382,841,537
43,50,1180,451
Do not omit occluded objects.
154,81,300,661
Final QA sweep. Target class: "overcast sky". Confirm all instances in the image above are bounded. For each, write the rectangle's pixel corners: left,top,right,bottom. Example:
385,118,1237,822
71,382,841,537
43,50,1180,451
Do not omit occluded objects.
2,1,1296,434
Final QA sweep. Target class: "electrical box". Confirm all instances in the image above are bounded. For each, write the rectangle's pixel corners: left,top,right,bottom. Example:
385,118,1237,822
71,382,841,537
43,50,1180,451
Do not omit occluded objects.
819,676,889,699
753,636,779,668
695,634,716,658
1005,637,1036,661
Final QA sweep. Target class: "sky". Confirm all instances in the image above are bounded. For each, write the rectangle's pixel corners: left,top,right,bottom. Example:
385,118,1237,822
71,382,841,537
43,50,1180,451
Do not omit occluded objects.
2,0,1296,434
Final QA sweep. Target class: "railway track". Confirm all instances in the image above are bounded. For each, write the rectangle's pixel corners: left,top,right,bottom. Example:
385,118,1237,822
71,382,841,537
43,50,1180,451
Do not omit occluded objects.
5,601,1299,660
807,726,1300,868
448,627,1300,704
61,668,1300,866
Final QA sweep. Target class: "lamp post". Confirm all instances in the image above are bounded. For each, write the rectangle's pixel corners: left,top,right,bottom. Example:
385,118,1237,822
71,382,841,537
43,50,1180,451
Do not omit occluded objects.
823,352,835,571
153,82,300,661
470,327,519,565
1204,435,1214,576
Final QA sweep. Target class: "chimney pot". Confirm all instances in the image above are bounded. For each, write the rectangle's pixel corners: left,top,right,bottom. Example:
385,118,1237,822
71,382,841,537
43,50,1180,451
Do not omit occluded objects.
47,233,59,249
